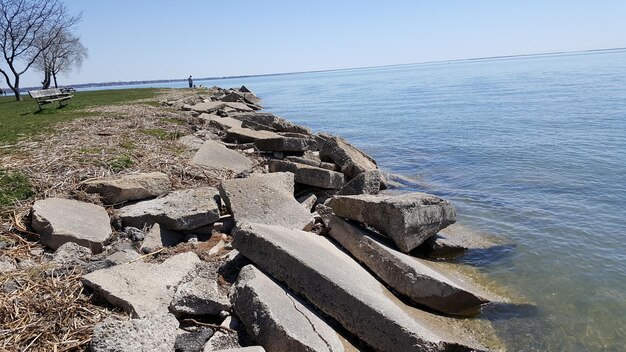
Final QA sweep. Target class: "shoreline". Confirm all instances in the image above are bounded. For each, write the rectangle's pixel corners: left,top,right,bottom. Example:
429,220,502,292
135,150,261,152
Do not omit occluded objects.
0,86,512,351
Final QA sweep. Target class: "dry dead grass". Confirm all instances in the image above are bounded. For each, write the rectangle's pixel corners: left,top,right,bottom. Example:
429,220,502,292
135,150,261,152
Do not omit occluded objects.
0,88,227,351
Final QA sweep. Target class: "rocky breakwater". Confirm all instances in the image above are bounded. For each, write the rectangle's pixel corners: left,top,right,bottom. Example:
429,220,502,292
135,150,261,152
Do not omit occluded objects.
19,85,512,351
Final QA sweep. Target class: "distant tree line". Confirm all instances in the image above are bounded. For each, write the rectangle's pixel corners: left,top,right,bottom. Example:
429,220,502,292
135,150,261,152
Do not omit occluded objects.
0,0,87,101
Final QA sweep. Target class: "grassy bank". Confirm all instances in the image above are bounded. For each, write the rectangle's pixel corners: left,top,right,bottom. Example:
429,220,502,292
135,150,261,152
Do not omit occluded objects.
0,89,160,145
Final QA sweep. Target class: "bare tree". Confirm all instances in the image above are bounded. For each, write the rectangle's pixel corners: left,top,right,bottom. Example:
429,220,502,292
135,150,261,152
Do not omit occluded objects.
0,0,80,101
34,29,87,88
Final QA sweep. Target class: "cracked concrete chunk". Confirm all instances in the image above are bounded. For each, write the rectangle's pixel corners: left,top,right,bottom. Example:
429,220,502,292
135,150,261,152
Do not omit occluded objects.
232,222,486,352
82,252,201,318
140,223,185,253
118,187,221,231
82,172,171,204
319,136,377,178
170,277,231,316
231,264,345,352
328,216,489,316
91,314,178,352
337,170,383,195
254,137,317,152
219,173,314,231
328,192,456,252
269,160,345,189
31,198,112,253
191,140,255,174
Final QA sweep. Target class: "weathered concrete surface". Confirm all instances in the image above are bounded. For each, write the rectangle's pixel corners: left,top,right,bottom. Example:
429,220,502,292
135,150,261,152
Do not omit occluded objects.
285,156,337,171
140,223,185,253
91,314,179,352
203,316,247,351
82,252,201,318
327,216,489,316
254,137,317,152
337,170,383,196
219,173,314,231
175,328,214,352
118,187,221,231
328,193,456,252
232,222,485,352
421,225,512,259
319,136,377,178
82,172,171,204
226,127,282,143
179,135,206,151
269,160,345,190
233,112,311,135
105,249,140,265
199,113,243,130
214,347,266,352
297,193,318,212
51,242,92,265
188,101,253,114
31,198,112,253
231,265,345,352
191,140,255,174
170,276,231,316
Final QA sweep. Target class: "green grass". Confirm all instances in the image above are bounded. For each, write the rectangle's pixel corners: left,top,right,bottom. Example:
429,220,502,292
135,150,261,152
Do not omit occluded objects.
107,154,134,172
0,168,35,207
0,88,161,145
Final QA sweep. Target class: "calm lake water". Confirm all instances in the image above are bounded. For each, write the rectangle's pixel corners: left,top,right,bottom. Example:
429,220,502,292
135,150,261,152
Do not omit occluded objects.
113,50,626,351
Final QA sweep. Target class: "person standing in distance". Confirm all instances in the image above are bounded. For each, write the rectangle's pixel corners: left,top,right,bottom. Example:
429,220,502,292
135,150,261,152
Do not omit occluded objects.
188,75,193,88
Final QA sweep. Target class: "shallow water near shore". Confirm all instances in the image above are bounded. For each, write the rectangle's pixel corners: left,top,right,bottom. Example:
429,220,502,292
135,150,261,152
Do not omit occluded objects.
121,50,626,350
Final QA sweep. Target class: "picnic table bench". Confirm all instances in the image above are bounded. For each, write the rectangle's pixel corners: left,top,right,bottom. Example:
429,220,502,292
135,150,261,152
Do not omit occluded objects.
28,88,73,110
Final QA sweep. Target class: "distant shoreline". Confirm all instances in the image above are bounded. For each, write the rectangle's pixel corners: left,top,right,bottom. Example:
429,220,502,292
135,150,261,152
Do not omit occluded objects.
10,46,626,92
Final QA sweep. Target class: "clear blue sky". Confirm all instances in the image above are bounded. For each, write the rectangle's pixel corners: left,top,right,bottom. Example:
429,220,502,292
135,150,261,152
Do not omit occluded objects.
15,0,626,87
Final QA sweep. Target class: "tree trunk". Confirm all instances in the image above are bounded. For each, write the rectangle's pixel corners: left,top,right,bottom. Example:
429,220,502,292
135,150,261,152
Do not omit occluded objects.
12,75,21,101
42,69,51,89
53,71,58,88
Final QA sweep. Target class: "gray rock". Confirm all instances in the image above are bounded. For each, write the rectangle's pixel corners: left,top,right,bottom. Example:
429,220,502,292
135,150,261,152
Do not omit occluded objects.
125,226,145,242
52,242,92,265
203,316,245,351
254,137,317,152
191,140,255,175
179,135,206,151
296,193,317,212
219,173,314,231
269,160,345,189
214,348,266,352
226,127,282,143
421,227,510,259
105,249,140,265
327,216,489,316
31,198,112,253
118,187,221,231
82,252,201,317
319,136,377,178
82,172,171,204
141,223,185,253
232,223,484,352
175,328,214,352
188,102,253,114
243,93,261,106
170,276,231,316
328,193,456,252
239,85,252,93
231,265,345,352
91,314,179,352
337,170,383,195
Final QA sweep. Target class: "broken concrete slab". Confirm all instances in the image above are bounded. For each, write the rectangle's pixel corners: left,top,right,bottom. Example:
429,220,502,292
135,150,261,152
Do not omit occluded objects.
231,264,345,352
191,140,255,174
203,316,248,351
31,198,112,253
319,136,377,178
82,172,171,204
421,225,513,259
140,223,185,253
327,216,489,316
219,173,314,231
51,242,92,265
338,170,383,196
105,249,140,265
226,127,282,143
296,193,317,212
91,314,179,352
179,135,206,151
269,160,345,189
170,274,231,316
285,156,337,171
233,112,311,135
188,101,253,114
254,137,317,152
199,113,243,130
232,222,485,352
175,328,214,352
328,192,456,252
118,187,221,231
82,252,201,318
214,347,266,352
